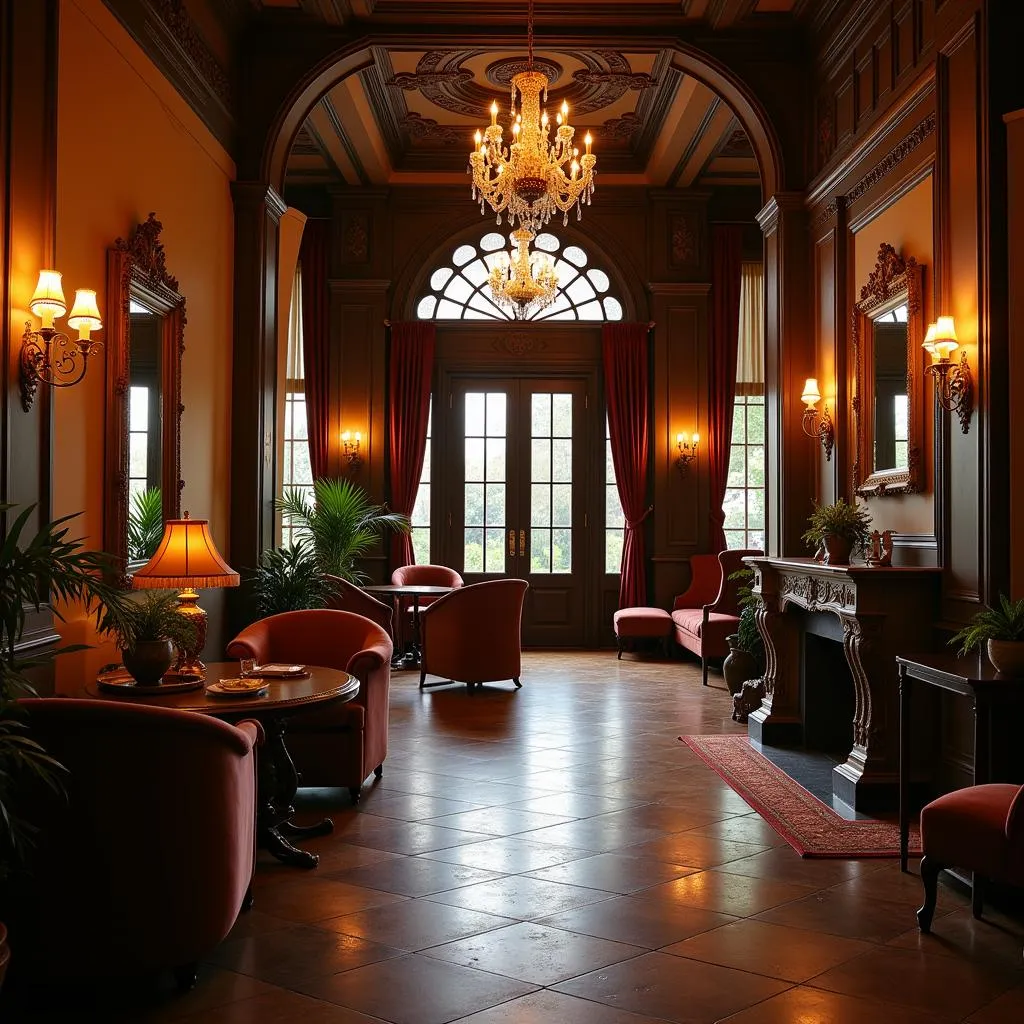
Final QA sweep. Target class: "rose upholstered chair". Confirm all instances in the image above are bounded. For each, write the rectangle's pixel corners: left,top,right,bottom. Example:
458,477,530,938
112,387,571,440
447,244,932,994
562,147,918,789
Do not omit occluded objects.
418,578,528,690
391,563,463,655
324,574,394,634
227,609,392,803
11,698,260,990
672,549,762,686
917,781,1024,938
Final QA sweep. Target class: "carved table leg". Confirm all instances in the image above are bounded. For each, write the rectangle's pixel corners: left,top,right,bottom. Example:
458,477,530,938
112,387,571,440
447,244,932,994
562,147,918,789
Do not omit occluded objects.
258,715,333,869
747,580,803,744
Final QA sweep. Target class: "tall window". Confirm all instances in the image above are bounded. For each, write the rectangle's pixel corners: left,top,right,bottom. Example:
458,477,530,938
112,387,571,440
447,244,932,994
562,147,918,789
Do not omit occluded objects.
724,262,765,550
530,393,573,574
410,401,432,564
128,385,150,501
416,231,623,322
605,415,624,573
280,264,313,547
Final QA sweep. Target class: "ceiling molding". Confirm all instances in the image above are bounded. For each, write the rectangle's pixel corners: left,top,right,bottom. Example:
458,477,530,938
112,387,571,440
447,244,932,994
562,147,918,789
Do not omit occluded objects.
668,94,721,186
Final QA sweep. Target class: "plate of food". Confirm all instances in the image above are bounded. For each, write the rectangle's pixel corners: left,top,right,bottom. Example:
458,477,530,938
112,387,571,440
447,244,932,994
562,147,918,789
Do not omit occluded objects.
206,677,270,697
252,663,308,678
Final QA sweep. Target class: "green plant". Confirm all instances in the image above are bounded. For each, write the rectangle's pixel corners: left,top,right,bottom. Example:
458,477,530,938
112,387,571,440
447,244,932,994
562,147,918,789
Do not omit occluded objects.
0,505,131,875
100,591,196,652
949,595,1024,656
800,498,873,554
728,568,764,662
251,542,338,616
276,478,410,583
126,487,163,562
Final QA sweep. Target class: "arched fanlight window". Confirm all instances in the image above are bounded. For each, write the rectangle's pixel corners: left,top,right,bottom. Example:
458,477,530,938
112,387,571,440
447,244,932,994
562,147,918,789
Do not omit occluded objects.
415,230,625,322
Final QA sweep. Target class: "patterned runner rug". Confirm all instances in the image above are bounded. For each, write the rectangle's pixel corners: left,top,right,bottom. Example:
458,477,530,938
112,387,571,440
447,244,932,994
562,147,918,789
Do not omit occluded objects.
681,734,921,859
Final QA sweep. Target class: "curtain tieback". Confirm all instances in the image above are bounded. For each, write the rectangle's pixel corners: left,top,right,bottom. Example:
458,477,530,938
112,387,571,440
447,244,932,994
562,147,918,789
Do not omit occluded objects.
625,505,654,530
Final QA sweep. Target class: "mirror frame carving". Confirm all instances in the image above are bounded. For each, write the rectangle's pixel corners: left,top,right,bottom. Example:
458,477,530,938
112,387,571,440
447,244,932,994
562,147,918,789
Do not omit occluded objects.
104,213,184,581
852,242,925,497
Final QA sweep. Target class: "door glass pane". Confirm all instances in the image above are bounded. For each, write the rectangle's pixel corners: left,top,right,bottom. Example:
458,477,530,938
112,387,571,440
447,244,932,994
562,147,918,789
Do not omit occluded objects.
530,392,572,575
464,392,506,574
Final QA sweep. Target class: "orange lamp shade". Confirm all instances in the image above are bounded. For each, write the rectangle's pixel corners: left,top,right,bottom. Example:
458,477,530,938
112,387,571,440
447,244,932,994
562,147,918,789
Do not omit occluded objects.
132,515,239,590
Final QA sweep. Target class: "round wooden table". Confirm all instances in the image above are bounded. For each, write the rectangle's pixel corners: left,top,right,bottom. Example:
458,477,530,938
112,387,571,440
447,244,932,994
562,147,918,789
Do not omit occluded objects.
362,584,454,668
87,663,360,869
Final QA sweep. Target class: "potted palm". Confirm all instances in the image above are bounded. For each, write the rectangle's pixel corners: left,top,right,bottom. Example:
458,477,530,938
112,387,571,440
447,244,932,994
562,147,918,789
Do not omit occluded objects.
126,486,163,562
1,505,130,988
276,478,410,583
251,541,338,616
801,498,873,566
101,591,196,684
950,595,1024,675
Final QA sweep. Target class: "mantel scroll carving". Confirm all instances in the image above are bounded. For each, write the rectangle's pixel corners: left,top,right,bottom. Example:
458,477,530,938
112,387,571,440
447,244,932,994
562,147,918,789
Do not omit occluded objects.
778,572,857,614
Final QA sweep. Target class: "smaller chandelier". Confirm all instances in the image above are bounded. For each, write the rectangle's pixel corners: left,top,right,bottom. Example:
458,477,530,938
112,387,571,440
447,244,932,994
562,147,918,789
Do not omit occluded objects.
469,0,596,232
488,228,559,320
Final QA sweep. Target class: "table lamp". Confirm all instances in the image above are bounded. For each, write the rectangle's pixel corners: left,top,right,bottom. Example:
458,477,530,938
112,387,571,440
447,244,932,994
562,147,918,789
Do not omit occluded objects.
131,513,239,677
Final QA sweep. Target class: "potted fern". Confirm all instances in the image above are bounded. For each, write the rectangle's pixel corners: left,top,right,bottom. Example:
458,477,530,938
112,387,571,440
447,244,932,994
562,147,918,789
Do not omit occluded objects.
126,486,163,562
801,498,872,566
723,569,764,696
950,595,1024,675
100,591,196,684
276,478,410,583
1,505,131,987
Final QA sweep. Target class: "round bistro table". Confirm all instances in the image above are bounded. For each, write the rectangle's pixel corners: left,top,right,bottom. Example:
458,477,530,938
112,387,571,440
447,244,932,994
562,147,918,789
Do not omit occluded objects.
362,584,454,668
87,663,360,869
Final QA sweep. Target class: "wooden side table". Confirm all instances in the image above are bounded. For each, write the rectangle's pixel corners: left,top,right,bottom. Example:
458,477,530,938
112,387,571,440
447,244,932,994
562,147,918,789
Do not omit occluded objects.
87,663,360,869
897,651,1024,872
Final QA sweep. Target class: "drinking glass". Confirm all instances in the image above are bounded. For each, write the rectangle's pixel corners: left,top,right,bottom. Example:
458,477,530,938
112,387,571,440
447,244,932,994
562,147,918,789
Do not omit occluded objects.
239,657,259,678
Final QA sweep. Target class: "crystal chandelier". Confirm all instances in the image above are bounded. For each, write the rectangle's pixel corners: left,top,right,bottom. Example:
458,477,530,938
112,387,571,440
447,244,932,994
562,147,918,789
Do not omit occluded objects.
488,228,559,319
469,0,596,231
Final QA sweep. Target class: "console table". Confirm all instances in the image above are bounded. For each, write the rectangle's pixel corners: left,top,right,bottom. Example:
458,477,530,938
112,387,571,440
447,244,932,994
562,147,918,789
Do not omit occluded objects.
742,556,941,811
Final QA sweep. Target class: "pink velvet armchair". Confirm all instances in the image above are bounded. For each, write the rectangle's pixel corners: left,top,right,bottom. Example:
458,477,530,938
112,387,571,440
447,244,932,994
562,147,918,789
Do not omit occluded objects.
418,578,528,690
227,609,392,802
11,698,259,990
672,549,762,686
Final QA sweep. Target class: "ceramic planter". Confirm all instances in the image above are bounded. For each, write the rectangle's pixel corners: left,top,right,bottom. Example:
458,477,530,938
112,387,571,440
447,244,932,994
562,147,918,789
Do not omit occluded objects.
722,635,761,696
986,639,1024,676
122,639,174,685
822,535,853,565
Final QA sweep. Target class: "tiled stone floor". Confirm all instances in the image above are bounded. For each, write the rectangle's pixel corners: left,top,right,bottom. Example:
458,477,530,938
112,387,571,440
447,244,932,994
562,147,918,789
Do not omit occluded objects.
6,651,1024,1022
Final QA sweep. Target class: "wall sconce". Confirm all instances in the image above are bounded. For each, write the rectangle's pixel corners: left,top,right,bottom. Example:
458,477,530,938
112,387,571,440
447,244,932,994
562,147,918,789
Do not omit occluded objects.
20,270,103,411
675,432,699,476
341,430,363,470
923,316,973,434
800,377,835,461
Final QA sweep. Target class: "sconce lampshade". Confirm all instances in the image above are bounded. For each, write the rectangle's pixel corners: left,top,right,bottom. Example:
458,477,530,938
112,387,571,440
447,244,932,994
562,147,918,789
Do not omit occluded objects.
931,315,959,360
801,377,822,407
67,289,103,336
922,322,937,355
132,515,240,590
29,270,67,324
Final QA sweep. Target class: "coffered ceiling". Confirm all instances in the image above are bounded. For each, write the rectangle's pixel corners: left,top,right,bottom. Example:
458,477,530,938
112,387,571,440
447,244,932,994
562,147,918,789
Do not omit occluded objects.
286,45,759,189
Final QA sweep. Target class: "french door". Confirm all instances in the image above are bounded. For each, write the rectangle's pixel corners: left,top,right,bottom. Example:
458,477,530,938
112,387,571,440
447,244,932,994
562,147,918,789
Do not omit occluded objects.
444,377,592,646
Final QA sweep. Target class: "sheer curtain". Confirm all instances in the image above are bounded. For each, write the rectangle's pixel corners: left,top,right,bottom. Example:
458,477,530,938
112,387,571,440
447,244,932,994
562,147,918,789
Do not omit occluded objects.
300,220,331,479
708,225,743,554
736,262,764,396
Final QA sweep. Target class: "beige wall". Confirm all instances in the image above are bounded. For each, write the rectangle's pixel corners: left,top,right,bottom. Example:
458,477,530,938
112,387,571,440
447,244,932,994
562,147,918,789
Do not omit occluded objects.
852,174,935,538
53,0,235,679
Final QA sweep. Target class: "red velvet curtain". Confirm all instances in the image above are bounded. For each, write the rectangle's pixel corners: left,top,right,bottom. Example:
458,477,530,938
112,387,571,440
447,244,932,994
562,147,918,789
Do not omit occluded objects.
387,322,436,567
708,225,743,554
603,323,651,609
300,220,331,480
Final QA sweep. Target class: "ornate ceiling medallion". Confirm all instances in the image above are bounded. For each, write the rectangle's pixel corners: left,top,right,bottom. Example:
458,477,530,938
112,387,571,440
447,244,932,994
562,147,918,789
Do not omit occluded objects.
469,0,596,231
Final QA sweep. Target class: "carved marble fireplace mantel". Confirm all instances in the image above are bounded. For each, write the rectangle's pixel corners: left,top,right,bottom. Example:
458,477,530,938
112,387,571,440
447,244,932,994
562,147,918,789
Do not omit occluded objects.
743,556,941,810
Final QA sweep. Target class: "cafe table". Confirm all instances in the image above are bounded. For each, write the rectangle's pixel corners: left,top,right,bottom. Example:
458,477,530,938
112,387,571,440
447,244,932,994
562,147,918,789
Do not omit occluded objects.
86,662,360,869
361,583,454,667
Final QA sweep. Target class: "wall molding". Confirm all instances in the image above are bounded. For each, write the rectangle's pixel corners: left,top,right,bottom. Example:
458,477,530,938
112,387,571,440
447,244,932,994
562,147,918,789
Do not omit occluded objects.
845,113,936,207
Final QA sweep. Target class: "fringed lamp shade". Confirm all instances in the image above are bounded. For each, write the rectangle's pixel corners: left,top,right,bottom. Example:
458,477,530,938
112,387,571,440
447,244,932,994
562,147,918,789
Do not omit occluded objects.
132,515,239,590
132,514,238,677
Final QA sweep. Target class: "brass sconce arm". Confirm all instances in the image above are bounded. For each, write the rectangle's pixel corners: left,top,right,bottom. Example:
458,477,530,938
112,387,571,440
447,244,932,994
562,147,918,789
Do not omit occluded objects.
341,431,363,470
675,432,699,476
926,353,973,434
20,324,103,412
801,404,835,461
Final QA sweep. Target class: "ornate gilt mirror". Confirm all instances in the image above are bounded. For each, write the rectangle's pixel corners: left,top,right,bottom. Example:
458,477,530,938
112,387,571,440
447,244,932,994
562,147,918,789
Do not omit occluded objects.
104,213,184,579
852,243,925,496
